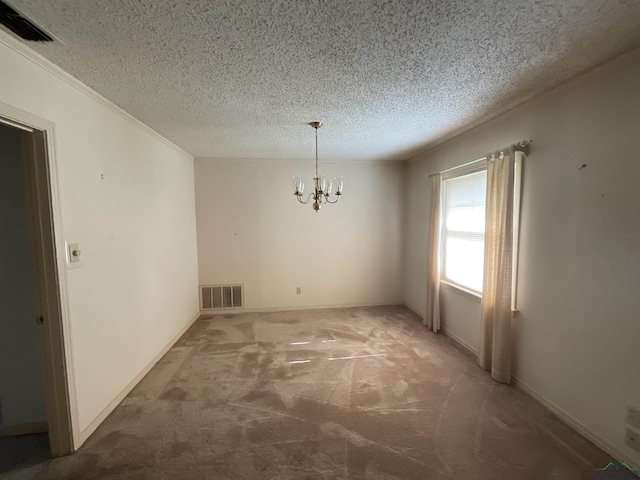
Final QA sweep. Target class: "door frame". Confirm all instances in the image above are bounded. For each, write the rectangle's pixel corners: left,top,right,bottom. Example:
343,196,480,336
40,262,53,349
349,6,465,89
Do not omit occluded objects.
0,101,77,456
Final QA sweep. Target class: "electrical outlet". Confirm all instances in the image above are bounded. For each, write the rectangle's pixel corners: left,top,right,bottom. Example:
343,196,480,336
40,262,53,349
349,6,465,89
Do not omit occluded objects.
296,287,301,295
625,428,640,452
625,405,640,429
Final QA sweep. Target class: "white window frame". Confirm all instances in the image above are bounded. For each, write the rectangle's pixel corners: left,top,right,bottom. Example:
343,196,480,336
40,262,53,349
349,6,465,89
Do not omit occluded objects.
439,162,488,296
438,153,525,312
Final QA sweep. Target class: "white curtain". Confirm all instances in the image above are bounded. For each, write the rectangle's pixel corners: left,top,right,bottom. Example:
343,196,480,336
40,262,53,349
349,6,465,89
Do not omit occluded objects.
478,147,519,384
425,173,441,332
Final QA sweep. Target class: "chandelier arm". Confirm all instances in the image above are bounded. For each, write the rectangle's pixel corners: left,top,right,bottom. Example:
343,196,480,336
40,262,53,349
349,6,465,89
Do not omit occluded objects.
296,193,313,204
325,195,341,204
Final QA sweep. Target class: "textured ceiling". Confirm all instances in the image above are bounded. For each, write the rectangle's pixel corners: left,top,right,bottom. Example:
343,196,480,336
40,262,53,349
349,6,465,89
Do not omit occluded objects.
6,0,640,161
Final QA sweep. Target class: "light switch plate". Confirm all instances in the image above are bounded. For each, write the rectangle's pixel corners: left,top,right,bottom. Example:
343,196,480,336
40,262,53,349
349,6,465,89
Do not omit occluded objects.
66,241,83,269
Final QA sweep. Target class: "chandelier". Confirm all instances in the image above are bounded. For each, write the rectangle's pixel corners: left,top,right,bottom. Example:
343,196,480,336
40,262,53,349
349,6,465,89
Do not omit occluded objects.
292,121,343,212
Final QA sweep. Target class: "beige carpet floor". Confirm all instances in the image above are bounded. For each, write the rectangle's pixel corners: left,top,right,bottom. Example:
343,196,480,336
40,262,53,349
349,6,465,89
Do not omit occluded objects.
33,305,610,479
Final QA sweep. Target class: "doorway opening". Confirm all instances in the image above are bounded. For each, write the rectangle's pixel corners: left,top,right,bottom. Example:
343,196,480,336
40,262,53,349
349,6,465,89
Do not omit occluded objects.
0,107,75,469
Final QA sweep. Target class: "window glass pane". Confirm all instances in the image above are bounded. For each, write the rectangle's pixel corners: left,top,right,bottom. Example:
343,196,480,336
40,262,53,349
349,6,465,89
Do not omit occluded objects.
444,236,485,292
442,169,487,292
446,205,485,233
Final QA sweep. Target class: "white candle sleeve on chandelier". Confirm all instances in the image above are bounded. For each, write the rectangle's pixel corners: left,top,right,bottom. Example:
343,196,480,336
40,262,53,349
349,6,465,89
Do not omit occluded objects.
292,175,304,195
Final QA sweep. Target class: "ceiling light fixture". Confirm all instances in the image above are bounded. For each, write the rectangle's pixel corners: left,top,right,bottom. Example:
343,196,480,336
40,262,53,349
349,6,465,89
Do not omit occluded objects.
292,122,343,212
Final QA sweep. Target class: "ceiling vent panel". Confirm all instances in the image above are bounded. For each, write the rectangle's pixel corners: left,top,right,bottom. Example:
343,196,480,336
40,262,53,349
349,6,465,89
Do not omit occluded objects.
0,1,53,42
200,285,244,310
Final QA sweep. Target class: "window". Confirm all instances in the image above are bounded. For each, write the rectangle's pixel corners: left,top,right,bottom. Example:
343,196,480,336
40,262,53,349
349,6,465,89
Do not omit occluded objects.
441,168,487,293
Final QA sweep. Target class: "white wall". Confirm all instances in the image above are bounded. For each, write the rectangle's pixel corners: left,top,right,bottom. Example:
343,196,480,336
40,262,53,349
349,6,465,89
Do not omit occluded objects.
0,33,199,443
404,47,640,465
195,159,404,310
0,124,47,429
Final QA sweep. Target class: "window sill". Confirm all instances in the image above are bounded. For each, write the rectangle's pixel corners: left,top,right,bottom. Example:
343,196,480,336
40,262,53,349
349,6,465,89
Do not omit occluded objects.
440,280,482,303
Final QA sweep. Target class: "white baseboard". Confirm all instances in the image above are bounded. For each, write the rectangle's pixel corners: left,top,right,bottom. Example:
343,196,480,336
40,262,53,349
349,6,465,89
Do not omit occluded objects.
200,301,404,316
402,301,425,319
440,326,479,356
76,311,201,446
511,376,638,470
1,421,48,437
403,301,479,357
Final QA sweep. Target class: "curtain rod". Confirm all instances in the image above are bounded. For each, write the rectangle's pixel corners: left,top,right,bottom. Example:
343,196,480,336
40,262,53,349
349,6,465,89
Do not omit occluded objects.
429,140,531,177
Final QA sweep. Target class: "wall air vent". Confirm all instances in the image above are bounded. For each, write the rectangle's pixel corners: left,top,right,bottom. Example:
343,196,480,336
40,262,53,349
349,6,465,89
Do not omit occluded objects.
0,1,53,42
200,285,243,310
